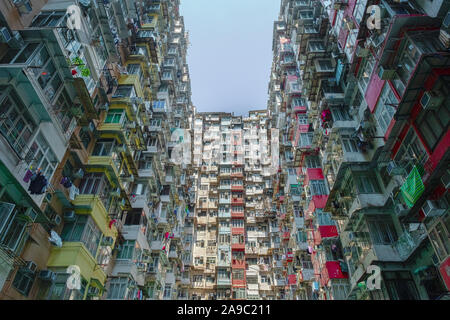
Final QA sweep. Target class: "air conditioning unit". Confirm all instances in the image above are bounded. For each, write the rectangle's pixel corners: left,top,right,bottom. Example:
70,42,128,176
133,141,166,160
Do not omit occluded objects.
126,122,136,129
116,144,127,153
25,261,37,273
13,0,32,15
110,188,121,197
355,45,369,57
52,215,62,226
420,90,444,110
102,236,114,246
132,97,144,104
394,203,409,216
422,200,446,217
88,286,100,296
136,262,146,270
387,160,405,176
378,65,397,80
38,270,57,282
64,211,76,222
0,27,12,43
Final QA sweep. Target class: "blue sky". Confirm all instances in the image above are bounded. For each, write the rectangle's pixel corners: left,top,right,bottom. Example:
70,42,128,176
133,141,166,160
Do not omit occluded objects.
180,0,280,116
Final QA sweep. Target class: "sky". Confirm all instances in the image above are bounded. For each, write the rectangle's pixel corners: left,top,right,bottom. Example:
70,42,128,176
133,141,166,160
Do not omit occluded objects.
180,0,281,116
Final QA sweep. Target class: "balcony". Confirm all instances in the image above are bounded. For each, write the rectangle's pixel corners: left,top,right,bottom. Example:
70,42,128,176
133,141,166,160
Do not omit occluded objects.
217,278,232,286
231,198,244,205
320,261,349,287
87,155,121,186
231,243,245,250
130,194,151,217
392,226,428,261
273,278,286,287
231,210,244,218
138,167,155,178
219,198,231,205
231,185,244,192
152,100,169,113
245,246,258,255
218,211,231,219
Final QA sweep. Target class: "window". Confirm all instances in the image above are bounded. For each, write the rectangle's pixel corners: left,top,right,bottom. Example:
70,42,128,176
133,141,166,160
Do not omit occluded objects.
299,133,313,147
194,256,204,265
341,135,359,153
105,109,126,124
117,240,137,260
232,234,244,244
113,85,136,99
428,215,450,262
332,279,350,300
383,271,420,300
29,46,63,101
297,114,308,124
374,84,398,134
367,218,398,245
310,180,327,195
61,215,101,258
393,40,421,97
0,203,35,252
354,174,380,194
360,55,375,92
305,155,321,168
107,277,128,300
79,173,108,195
316,59,334,72
345,29,358,60
127,64,141,75
12,268,35,296
353,0,368,25
233,288,246,299
231,219,244,228
79,127,91,150
163,284,172,298
31,11,65,27
415,99,450,150
331,107,352,121
308,41,325,52
0,87,36,158
218,268,230,279
92,139,116,156
232,269,244,280
394,128,428,174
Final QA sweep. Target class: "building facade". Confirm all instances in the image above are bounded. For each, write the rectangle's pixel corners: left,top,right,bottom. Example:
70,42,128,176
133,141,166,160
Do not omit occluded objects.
267,0,450,300
0,0,449,301
0,0,195,300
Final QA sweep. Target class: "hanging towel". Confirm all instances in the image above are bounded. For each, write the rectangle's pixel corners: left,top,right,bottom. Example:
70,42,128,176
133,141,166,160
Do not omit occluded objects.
23,169,34,183
109,219,117,229
165,232,169,239
69,185,80,201
401,166,425,208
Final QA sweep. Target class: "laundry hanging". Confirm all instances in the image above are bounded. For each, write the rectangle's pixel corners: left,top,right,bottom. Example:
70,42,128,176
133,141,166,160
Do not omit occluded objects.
60,176,73,188
23,168,34,183
69,185,80,201
48,230,62,247
28,171,48,195
401,165,425,208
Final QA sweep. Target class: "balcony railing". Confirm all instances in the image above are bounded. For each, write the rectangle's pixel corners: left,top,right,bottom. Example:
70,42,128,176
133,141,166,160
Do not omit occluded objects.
392,226,428,261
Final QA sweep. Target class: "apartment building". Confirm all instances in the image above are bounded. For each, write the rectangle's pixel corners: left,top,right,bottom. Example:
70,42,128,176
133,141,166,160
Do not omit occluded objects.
0,0,449,301
268,0,450,300
0,0,195,300
189,111,289,300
